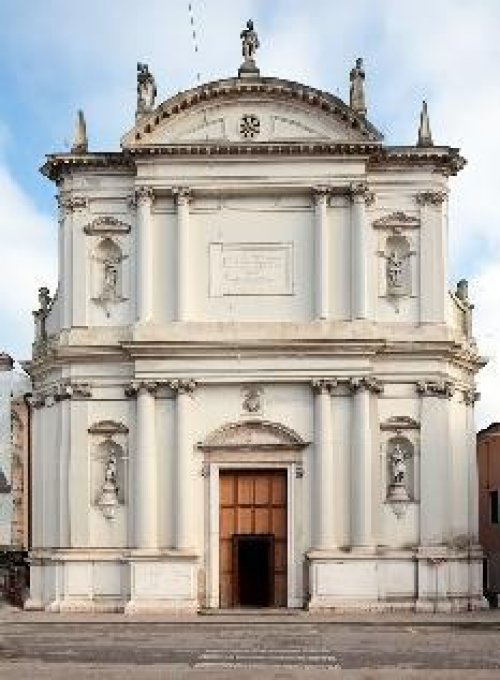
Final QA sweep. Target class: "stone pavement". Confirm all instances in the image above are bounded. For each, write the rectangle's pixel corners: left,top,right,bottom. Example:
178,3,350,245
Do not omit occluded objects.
0,605,500,678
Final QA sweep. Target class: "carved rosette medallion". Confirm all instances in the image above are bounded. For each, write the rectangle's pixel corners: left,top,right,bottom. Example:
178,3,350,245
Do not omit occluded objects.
239,113,260,139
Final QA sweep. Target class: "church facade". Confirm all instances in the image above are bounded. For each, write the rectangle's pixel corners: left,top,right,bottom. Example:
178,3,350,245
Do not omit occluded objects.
26,24,485,612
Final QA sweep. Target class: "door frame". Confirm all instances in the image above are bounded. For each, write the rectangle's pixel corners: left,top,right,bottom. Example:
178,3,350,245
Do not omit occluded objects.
206,461,299,609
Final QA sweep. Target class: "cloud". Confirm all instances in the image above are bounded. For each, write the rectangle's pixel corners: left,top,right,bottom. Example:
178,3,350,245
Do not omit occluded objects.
0,0,499,427
0,162,57,359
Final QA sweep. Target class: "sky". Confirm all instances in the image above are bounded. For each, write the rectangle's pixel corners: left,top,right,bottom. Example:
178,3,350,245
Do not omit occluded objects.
0,0,499,428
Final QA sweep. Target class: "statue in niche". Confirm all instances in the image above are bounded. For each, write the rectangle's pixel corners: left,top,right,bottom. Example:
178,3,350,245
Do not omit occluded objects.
102,260,119,301
390,442,407,485
387,250,404,290
98,452,119,520
94,238,123,316
137,62,157,116
386,437,413,517
385,234,410,300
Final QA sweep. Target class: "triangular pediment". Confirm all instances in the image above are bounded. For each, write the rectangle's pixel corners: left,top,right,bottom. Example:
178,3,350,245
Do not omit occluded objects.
122,77,382,148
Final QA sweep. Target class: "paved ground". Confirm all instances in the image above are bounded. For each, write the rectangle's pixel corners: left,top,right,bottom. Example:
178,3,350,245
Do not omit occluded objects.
1,608,500,678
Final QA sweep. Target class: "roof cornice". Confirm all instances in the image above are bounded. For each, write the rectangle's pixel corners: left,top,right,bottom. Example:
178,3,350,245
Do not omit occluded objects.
40,143,465,182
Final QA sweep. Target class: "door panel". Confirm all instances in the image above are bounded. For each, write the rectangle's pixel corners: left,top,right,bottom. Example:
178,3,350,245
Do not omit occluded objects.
219,470,287,607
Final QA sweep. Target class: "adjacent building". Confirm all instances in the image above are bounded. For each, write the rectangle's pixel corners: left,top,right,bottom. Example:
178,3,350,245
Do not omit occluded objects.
478,423,500,603
26,23,485,612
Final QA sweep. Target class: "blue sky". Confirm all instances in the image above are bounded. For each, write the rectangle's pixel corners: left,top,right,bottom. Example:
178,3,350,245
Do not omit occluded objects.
1,0,499,427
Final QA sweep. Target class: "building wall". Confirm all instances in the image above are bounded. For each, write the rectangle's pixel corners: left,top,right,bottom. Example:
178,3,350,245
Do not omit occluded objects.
27,80,484,612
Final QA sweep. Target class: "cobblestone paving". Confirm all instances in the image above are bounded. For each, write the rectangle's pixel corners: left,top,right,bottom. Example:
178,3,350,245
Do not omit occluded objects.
0,617,500,677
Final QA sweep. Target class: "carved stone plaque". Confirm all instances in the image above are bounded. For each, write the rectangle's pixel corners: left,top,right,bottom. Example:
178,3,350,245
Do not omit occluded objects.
209,242,293,296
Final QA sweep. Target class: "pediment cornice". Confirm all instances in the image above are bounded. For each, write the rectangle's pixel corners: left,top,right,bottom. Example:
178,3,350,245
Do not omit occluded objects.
121,76,384,147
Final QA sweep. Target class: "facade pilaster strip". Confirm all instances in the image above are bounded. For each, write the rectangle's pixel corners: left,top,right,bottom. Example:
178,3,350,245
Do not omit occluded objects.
313,188,329,320
170,379,197,550
135,187,155,322
350,183,372,320
175,188,191,321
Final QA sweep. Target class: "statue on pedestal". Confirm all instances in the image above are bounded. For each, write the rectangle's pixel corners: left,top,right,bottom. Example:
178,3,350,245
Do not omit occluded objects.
239,20,260,77
136,62,157,117
349,57,367,117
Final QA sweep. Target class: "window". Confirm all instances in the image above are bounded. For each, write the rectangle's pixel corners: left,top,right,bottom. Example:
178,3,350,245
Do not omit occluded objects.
490,490,499,524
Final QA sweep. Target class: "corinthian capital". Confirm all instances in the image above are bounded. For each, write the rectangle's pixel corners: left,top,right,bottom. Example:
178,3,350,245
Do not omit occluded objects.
59,195,89,213
416,379,454,398
311,379,337,394
415,190,447,206
134,186,155,206
56,380,92,401
169,378,197,395
349,376,384,394
350,182,375,206
172,186,192,204
124,380,158,397
463,388,480,406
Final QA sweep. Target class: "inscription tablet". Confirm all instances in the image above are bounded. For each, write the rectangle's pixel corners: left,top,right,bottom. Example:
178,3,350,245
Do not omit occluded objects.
209,242,293,296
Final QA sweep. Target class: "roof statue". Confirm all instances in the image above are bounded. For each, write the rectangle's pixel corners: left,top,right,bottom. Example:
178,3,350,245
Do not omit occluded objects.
71,110,88,153
349,58,367,117
136,62,157,118
417,100,433,147
238,19,260,78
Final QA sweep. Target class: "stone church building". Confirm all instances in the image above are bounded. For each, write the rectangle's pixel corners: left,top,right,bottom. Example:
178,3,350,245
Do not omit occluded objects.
26,23,485,612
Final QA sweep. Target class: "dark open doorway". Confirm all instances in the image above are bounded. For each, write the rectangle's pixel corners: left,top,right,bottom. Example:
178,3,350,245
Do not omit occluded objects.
233,534,274,607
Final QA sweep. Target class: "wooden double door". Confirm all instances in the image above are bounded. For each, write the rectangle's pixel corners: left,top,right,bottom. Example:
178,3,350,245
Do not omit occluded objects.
219,469,287,608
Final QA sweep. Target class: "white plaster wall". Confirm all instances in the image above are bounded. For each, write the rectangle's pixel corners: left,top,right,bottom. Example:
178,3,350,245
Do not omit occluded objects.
189,196,314,321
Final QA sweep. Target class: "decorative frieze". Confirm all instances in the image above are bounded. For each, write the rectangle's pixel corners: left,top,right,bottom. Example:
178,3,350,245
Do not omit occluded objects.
415,191,447,206
416,380,455,398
